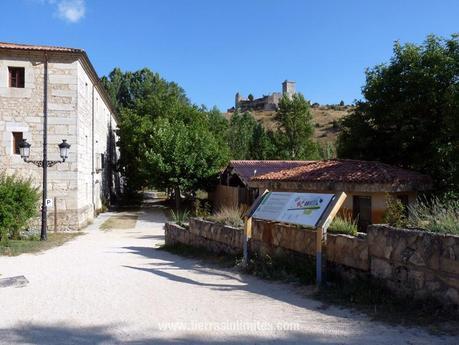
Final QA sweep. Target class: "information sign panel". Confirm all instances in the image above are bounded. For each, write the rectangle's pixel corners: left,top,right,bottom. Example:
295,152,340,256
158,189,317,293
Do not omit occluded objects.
252,192,335,228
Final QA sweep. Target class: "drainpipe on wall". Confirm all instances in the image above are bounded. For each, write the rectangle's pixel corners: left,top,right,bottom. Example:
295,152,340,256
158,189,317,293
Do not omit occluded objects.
91,85,95,214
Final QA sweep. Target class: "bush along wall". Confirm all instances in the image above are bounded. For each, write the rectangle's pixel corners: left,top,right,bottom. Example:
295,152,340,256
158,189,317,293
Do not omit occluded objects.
0,174,40,244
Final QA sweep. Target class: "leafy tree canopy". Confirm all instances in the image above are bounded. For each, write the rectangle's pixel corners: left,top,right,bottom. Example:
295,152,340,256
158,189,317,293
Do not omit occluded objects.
102,68,229,201
337,34,459,192
274,94,318,159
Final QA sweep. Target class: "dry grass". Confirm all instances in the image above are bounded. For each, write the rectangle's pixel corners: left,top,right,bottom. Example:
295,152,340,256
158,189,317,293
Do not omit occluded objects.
0,232,82,256
225,106,350,144
207,207,244,228
100,214,138,230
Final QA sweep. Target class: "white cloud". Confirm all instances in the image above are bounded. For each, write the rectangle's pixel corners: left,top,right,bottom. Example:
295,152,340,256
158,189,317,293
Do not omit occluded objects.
56,0,85,23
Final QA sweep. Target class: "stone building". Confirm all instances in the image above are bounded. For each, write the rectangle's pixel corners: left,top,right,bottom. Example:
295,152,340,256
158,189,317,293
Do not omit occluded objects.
0,42,120,230
231,80,296,112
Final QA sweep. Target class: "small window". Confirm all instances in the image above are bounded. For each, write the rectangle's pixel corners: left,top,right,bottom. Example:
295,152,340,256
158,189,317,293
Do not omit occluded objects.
12,132,23,155
101,153,105,169
8,67,25,88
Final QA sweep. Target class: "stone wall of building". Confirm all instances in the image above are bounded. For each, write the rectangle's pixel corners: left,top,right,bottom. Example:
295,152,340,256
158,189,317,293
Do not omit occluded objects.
0,49,118,231
75,60,119,228
164,217,459,307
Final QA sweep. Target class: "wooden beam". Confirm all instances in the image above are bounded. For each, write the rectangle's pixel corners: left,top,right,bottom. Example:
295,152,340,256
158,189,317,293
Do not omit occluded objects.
315,192,347,286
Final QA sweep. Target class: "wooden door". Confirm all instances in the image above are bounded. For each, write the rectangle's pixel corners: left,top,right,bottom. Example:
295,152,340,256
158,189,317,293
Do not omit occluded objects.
353,196,372,232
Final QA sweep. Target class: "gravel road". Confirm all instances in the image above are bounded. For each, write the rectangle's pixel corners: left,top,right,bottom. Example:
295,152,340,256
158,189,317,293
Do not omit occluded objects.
0,207,456,345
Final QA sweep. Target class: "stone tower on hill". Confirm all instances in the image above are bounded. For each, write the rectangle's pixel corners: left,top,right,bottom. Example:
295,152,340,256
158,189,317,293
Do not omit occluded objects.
282,80,296,99
232,80,297,112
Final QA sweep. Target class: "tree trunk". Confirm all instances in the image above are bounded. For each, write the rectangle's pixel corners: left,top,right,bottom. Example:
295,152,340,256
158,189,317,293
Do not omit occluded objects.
174,185,181,211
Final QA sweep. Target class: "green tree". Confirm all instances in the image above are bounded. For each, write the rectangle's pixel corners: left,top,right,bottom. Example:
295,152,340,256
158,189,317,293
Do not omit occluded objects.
101,68,188,112
205,106,229,149
227,111,258,159
274,94,318,159
248,94,254,101
102,68,229,205
250,123,276,160
337,35,459,192
145,108,228,209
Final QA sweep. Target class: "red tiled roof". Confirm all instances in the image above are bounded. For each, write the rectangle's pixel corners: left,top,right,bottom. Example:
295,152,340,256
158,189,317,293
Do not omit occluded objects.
228,160,311,184
252,159,432,186
0,42,83,53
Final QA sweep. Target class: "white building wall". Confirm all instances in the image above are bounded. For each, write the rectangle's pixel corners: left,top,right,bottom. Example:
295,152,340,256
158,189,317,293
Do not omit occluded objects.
0,49,118,230
76,60,118,225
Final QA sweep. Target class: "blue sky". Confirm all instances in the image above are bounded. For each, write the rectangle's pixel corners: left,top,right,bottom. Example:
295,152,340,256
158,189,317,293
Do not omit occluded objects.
1,0,458,110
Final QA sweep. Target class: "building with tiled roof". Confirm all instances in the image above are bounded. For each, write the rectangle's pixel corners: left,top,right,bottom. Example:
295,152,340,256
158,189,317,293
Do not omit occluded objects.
0,41,120,230
213,160,432,230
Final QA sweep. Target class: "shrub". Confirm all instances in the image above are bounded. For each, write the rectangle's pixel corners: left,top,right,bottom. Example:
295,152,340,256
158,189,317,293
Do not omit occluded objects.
170,209,189,227
0,174,40,244
383,195,407,227
207,206,243,228
408,196,459,234
328,214,358,236
193,199,211,218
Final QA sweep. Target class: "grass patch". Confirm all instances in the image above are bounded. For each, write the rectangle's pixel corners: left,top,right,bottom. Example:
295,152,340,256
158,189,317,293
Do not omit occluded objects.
100,214,138,230
409,197,459,234
206,206,243,228
0,232,82,256
169,209,190,227
328,215,358,236
158,243,238,268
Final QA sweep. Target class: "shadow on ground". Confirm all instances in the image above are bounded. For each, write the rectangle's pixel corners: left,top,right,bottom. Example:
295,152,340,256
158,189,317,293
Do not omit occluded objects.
0,323,357,345
120,245,361,322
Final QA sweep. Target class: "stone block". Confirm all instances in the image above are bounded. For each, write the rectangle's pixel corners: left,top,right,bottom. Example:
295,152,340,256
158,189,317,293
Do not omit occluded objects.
407,270,425,289
439,257,459,275
371,257,392,279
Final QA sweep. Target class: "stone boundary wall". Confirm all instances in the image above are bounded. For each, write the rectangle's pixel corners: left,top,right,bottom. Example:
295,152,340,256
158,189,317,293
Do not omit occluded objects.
368,225,459,305
165,219,242,255
164,217,459,307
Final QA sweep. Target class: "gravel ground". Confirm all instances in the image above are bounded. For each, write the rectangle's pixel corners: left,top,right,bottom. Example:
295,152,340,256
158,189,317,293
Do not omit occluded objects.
0,207,457,345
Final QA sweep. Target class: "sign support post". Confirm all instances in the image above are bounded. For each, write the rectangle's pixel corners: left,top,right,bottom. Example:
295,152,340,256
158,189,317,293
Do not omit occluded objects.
315,192,347,286
242,216,252,267
243,190,269,267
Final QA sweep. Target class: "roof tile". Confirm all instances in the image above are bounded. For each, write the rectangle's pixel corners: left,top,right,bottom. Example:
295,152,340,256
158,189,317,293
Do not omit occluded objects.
0,42,83,53
251,159,432,185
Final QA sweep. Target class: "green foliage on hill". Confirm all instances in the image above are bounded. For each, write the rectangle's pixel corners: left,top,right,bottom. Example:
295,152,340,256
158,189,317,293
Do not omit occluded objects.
275,94,318,159
337,34,459,192
227,94,318,160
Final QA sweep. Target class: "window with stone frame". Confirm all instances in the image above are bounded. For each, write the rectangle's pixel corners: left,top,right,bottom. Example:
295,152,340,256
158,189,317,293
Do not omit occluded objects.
8,67,25,88
12,132,23,155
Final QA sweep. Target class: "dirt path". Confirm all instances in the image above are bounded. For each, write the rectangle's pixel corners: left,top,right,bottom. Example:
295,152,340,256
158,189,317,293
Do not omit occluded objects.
0,207,456,344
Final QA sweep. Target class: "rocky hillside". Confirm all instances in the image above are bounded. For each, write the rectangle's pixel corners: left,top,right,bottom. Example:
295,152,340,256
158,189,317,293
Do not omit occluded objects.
225,105,351,144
